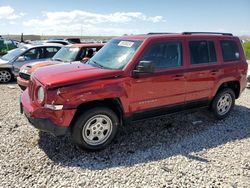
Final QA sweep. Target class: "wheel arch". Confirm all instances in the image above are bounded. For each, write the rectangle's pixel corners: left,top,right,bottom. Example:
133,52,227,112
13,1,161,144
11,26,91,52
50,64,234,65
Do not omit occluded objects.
214,80,240,99
0,67,13,73
70,98,124,129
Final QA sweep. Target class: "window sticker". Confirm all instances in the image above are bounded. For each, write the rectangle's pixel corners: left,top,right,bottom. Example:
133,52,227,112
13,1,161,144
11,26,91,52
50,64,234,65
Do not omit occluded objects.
118,41,134,48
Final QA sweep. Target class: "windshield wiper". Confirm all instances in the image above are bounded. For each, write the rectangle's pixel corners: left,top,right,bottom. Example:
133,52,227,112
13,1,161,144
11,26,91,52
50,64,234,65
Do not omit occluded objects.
90,60,105,69
53,58,63,62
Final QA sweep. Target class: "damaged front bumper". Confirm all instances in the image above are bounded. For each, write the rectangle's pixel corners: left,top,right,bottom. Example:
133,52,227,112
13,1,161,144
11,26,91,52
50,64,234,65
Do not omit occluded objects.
20,90,76,136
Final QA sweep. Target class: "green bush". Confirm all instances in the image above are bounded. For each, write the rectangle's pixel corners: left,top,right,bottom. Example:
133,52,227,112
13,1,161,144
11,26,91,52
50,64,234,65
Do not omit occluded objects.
0,39,16,56
243,42,250,60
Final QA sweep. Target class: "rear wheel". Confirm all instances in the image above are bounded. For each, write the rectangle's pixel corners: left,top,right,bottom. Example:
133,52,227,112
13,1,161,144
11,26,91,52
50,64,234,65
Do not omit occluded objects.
0,69,12,83
211,88,235,119
71,107,119,151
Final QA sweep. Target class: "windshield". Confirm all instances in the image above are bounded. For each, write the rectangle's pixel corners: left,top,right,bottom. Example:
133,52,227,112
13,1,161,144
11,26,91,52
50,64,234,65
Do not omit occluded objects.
52,47,80,62
88,39,142,70
1,47,26,61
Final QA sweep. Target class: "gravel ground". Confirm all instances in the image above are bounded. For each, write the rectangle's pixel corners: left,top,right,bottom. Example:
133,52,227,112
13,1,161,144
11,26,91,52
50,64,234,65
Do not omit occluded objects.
0,83,250,188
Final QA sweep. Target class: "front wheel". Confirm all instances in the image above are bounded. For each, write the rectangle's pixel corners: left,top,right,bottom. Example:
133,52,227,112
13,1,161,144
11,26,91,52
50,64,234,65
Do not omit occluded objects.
71,107,119,151
0,69,13,83
211,88,235,119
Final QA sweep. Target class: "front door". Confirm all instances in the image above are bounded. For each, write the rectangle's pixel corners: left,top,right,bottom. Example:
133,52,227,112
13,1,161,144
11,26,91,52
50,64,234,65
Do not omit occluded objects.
129,41,186,117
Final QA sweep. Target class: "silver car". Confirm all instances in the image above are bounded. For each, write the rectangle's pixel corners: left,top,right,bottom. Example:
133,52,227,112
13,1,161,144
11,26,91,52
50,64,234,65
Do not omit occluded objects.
0,43,62,83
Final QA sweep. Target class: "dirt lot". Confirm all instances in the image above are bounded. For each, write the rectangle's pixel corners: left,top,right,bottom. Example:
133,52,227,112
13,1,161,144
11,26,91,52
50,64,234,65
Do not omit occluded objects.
0,83,250,187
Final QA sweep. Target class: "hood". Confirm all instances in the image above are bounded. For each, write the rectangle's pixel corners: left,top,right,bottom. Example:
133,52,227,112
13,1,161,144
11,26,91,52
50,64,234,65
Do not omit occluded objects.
23,60,61,75
33,62,124,88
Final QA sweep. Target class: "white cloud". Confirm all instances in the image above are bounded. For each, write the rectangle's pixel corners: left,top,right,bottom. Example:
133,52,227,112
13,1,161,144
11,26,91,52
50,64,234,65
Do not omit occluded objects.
0,6,25,20
25,22,140,36
24,10,165,26
23,10,165,35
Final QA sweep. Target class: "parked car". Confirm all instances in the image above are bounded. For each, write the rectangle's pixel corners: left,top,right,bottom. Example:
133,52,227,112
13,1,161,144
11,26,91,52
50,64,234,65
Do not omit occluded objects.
0,38,17,56
20,32,248,151
0,43,62,83
46,40,71,45
17,43,104,90
46,38,81,45
64,38,81,44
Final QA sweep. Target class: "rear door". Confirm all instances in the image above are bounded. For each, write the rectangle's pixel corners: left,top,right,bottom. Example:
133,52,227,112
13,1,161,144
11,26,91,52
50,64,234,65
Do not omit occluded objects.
185,39,221,102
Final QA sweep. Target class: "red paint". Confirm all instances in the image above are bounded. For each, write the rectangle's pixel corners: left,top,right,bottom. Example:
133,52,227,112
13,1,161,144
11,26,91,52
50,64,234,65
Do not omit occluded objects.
21,34,248,128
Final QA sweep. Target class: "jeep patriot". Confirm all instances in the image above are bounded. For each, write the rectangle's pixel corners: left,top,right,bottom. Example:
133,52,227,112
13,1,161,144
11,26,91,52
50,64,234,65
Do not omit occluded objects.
20,32,248,150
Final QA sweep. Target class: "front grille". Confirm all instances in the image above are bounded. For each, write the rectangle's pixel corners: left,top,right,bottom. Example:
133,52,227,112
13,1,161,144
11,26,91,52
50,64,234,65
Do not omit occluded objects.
19,72,31,81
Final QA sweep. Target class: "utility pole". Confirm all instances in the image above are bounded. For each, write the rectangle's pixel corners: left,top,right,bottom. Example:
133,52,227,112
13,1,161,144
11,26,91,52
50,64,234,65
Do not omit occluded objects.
21,33,24,42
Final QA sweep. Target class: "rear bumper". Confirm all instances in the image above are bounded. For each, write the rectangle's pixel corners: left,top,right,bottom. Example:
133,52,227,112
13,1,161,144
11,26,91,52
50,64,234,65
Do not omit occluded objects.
17,76,29,90
21,90,76,136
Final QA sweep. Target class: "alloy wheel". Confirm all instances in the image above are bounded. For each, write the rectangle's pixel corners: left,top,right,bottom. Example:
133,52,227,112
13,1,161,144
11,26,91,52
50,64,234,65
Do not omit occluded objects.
0,70,12,83
82,115,113,146
216,93,232,116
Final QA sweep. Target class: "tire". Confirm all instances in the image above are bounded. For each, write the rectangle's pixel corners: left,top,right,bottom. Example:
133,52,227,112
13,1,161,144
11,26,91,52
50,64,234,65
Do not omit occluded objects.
211,88,235,119
71,107,119,151
0,69,13,83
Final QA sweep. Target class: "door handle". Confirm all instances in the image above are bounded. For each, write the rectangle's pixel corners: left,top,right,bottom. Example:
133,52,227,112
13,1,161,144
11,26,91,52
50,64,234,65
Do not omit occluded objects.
210,70,219,75
173,74,185,80
175,74,184,77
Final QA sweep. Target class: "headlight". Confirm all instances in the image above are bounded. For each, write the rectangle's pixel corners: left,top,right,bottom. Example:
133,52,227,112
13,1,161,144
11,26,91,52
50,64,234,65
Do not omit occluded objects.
20,66,30,74
37,87,45,103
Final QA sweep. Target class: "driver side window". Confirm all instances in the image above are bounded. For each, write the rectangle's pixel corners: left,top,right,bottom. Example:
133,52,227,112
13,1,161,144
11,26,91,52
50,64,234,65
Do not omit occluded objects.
141,41,183,70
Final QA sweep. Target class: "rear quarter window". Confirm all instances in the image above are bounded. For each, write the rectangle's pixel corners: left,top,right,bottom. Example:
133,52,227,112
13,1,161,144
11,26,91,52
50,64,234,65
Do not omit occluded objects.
220,40,240,62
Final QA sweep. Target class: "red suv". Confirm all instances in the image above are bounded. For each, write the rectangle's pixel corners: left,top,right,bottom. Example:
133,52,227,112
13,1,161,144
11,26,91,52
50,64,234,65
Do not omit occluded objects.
20,32,248,150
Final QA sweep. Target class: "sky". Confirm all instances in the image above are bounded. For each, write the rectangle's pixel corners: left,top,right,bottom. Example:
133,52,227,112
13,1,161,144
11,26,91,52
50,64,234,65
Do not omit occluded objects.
0,0,249,36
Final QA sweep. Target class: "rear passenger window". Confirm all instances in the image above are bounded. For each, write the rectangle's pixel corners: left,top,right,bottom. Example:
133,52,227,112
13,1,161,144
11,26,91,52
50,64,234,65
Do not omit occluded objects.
141,42,182,69
220,40,240,62
189,41,217,64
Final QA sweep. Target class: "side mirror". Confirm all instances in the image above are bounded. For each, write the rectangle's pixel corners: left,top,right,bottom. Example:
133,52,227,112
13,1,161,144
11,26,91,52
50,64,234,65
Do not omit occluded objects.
17,56,26,62
133,61,155,75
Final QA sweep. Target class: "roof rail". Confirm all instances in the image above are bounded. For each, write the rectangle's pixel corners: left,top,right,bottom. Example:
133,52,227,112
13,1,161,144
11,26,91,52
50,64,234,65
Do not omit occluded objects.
147,32,177,35
182,32,233,36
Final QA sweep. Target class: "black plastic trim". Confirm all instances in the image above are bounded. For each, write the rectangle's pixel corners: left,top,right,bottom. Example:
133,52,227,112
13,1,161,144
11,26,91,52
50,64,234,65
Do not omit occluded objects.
182,32,233,36
130,98,210,121
25,113,68,136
